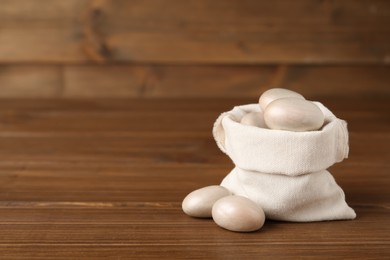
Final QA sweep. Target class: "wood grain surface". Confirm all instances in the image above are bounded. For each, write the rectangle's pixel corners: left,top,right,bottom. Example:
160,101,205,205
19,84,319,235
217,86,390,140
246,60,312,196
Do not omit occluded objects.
0,98,389,258
0,65,389,98
1,0,389,99
1,0,389,64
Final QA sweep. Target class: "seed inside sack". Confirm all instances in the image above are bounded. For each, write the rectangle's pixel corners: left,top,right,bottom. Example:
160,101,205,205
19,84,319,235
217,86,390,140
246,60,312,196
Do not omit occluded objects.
264,97,325,131
259,88,304,111
258,88,325,132
240,111,267,128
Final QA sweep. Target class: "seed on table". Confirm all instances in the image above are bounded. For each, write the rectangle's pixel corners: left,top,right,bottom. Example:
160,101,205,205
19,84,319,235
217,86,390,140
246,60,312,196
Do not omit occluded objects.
182,185,231,218
212,195,265,232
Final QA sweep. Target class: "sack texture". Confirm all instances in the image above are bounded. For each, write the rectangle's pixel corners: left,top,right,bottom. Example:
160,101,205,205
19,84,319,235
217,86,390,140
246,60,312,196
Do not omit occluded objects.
213,102,356,222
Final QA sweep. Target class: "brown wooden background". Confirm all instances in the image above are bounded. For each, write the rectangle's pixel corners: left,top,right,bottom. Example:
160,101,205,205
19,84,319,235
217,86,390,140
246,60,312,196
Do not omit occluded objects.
1,1,390,258
1,0,389,99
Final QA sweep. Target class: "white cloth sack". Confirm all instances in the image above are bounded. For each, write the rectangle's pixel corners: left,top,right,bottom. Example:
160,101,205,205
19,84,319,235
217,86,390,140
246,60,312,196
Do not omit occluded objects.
213,102,356,222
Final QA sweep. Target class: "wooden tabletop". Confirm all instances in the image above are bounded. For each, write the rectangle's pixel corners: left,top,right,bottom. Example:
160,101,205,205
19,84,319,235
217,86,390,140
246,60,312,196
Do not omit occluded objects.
0,97,389,259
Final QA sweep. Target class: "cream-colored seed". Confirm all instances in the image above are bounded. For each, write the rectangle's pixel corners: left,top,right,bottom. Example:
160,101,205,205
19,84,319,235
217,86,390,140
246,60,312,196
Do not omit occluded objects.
240,111,267,128
259,88,305,111
212,195,265,232
264,97,325,131
182,185,231,218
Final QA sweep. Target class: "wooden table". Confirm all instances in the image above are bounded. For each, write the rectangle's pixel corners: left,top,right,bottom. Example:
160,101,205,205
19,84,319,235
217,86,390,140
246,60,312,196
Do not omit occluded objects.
0,97,389,259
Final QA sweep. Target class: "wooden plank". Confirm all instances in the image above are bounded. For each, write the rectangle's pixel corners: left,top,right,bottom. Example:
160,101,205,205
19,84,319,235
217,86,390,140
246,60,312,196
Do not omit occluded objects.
0,99,388,203
0,208,387,253
64,65,390,98
0,208,388,244
0,0,389,64
63,65,273,98
0,66,62,97
0,165,388,205
0,98,388,259
0,202,387,225
0,166,226,203
0,133,388,167
98,0,390,64
0,65,389,98
0,244,389,259
0,135,227,168
0,0,89,63
0,98,388,134
0,206,390,244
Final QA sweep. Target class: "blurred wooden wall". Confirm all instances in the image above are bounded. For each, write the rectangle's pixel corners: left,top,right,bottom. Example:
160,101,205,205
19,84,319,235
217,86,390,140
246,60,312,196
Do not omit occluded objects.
0,0,389,98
